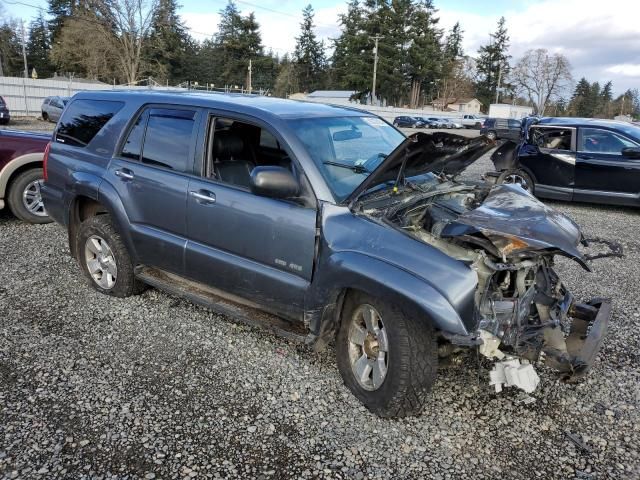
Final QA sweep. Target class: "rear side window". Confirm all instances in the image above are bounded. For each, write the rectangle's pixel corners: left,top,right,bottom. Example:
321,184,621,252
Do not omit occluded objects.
140,108,196,172
55,99,124,147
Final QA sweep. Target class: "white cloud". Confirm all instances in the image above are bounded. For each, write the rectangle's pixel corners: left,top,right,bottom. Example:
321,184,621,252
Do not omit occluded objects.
438,0,640,94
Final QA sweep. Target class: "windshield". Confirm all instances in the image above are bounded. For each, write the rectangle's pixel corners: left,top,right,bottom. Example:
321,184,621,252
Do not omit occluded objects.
288,116,405,202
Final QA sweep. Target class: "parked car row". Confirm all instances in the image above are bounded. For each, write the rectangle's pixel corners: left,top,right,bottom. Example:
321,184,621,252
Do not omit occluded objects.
393,115,465,129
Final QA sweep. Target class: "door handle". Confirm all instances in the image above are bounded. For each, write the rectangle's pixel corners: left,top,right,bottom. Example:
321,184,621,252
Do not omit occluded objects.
190,190,216,204
115,168,134,180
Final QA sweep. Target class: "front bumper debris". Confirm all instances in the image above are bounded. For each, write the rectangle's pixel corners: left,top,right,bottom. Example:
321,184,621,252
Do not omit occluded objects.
542,297,611,379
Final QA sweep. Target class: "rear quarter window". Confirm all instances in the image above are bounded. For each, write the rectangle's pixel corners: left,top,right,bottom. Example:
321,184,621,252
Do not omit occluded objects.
55,99,124,147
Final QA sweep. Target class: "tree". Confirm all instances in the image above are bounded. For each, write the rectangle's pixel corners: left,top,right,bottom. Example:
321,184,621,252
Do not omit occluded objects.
475,16,510,109
27,13,55,78
0,18,24,77
511,48,572,115
51,0,158,84
331,0,368,91
50,12,120,80
142,0,197,83
568,77,591,116
438,21,466,110
212,1,264,88
293,5,326,92
406,0,442,108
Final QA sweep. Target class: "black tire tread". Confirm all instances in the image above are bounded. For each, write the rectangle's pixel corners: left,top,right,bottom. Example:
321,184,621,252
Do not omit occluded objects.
7,168,52,224
336,292,438,418
76,214,146,297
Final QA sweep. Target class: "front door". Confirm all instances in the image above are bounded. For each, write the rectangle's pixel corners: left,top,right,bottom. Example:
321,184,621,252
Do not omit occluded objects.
575,127,640,202
519,125,576,199
105,106,201,274
184,114,317,320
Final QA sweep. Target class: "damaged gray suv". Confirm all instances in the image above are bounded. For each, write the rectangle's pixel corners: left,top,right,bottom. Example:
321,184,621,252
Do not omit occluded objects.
42,91,611,417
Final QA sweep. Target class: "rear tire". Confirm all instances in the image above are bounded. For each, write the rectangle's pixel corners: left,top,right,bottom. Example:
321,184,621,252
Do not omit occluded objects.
7,168,52,224
336,292,438,418
42,112,49,121
486,130,497,140
76,215,146,297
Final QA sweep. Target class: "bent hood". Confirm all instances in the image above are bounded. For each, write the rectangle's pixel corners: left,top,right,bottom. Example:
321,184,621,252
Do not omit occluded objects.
440,184,588,268
346,132,495,204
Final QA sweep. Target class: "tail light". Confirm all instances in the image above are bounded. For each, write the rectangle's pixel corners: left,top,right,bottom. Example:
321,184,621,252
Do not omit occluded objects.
43,141,51,181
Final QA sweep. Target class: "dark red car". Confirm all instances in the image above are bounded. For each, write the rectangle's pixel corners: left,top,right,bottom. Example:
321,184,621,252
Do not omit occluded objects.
0,129,52,223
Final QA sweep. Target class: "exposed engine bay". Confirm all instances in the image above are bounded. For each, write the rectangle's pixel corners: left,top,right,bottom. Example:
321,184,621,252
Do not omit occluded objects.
359,175,613,394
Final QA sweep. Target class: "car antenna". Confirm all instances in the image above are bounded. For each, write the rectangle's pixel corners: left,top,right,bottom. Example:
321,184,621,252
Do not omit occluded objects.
392,148,409,194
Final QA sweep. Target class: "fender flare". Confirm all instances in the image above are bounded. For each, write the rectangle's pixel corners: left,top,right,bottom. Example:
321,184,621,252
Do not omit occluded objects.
0,152,44,198
308,251,475,340
65,178,137,262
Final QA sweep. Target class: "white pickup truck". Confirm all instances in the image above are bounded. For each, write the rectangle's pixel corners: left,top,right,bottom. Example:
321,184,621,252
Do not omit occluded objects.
458,114,485,129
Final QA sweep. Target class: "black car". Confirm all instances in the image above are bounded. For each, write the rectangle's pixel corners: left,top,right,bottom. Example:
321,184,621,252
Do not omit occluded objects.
491,117,640,207
393,116,424,128
413,117,437,128
0,96,10,125
481,118,522,141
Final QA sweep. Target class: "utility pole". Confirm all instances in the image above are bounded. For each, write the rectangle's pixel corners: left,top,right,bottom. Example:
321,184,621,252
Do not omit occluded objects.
495,62,502,104
20,21,28,79
370,35,383,103
247,59,252,94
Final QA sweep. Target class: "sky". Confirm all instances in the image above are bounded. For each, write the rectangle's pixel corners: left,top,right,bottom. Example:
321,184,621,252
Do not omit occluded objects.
3,0,640,94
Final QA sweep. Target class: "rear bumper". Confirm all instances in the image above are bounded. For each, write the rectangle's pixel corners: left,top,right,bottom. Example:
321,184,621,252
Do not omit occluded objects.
40,182,67,226
544,297,611,379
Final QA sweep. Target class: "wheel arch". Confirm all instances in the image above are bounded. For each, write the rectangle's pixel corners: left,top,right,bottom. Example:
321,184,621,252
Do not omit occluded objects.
67,183,136,262
308,251,473,350
0,153,43,200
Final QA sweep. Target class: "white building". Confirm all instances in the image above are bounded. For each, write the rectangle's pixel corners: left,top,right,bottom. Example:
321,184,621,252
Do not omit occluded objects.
488,103,533,119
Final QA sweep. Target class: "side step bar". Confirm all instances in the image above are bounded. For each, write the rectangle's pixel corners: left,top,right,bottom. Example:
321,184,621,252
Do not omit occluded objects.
135,266,309,343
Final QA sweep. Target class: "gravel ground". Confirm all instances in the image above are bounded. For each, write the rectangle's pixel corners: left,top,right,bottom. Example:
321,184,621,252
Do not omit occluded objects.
0,117,55,132
1,131,639,479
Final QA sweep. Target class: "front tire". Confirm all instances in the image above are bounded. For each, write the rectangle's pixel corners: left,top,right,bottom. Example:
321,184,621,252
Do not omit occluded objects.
497,169,535,194
76,215,145,297
486,130,497,140
336,292,438,418
7,168,52,224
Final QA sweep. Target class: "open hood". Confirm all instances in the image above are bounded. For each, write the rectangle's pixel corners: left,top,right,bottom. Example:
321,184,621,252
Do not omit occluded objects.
346,132,495,205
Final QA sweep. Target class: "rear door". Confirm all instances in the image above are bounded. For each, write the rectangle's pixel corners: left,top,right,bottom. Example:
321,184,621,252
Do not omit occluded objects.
575,127,640,201
506,119,522,141
184,112,317,320
518,125,576,199
106,106,201,274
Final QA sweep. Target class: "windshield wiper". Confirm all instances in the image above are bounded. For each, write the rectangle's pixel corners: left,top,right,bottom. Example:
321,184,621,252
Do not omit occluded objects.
323,161,370,174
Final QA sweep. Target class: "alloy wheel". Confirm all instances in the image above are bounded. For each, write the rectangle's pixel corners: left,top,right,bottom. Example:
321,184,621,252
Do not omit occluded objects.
84,235,118,289
22,179,47,217
347,304,389,391
503,172,531,192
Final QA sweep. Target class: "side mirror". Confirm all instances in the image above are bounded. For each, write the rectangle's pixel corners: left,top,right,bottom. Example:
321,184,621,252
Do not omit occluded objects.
621,147,640,159
250,166,299,199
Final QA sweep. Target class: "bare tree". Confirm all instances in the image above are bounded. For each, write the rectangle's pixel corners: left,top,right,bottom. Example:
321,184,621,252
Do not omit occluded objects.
511,49,572,115
100,0,158,85
439,56,476,110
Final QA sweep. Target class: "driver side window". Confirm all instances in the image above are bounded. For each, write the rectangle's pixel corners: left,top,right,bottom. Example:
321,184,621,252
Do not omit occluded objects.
579,128,637,154
530,127,573,151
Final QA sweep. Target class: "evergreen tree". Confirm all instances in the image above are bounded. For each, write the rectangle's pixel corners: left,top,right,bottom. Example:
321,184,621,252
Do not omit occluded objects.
0,19,23,77
293,5,326,92
406,0,442,107
331,0,368,91
27,13,55,78
143,0,197,83
213,2,264,88
475,16,510,109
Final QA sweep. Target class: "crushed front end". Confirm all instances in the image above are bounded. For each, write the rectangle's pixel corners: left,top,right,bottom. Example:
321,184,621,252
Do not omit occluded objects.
364,179,614,393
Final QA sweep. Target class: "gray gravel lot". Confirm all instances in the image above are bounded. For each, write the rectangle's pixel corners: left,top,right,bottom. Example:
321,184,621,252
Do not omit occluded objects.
1,125,639,479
